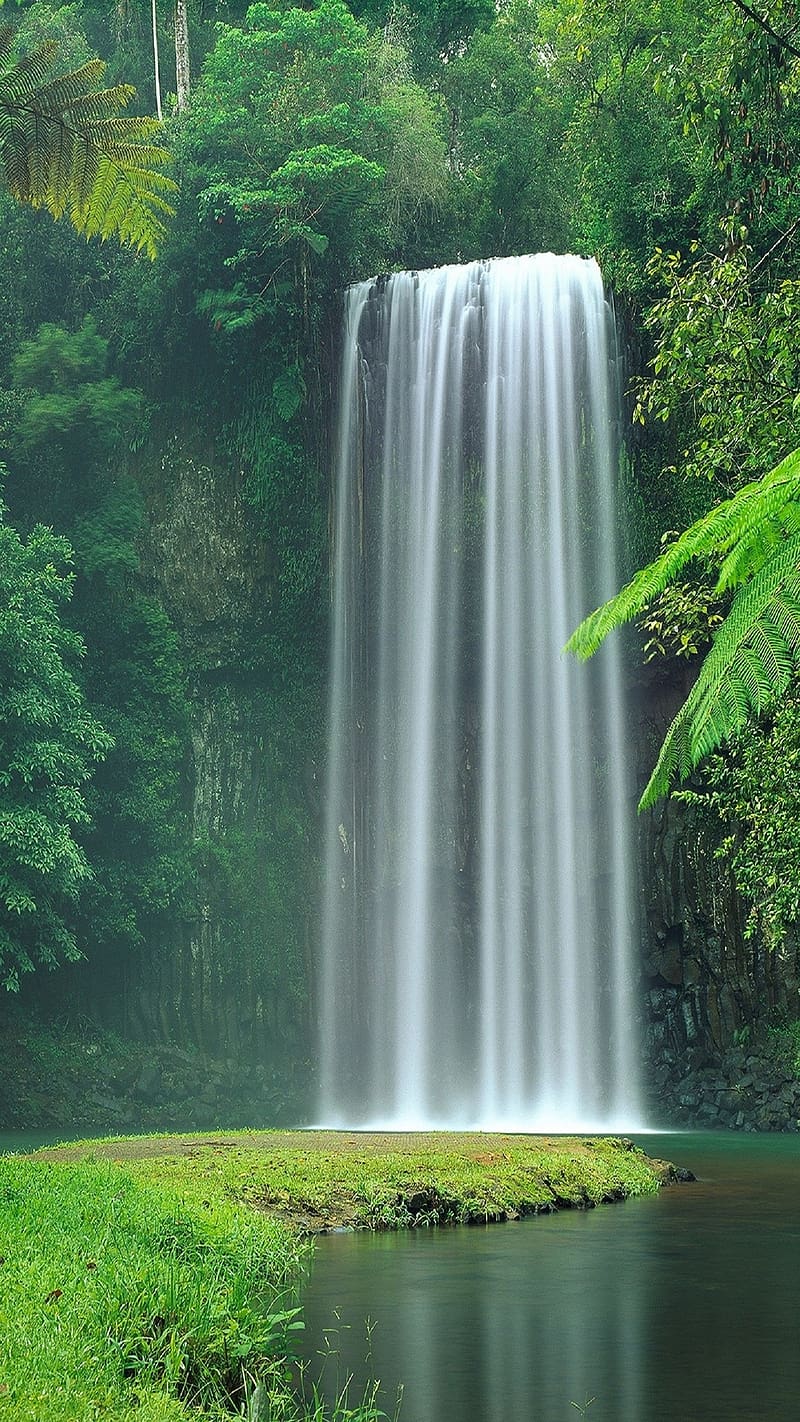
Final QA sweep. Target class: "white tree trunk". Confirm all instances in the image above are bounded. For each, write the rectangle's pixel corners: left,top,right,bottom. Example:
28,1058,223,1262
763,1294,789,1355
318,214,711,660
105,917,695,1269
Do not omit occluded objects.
151,0,163,120
174,0,190,112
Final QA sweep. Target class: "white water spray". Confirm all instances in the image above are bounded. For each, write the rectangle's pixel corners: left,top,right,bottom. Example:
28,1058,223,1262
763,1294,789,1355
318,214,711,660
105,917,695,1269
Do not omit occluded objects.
320,254,642,1131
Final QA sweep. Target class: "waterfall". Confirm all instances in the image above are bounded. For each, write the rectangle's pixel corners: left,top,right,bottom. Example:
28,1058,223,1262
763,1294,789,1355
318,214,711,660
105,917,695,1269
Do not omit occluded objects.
320,253,642,1131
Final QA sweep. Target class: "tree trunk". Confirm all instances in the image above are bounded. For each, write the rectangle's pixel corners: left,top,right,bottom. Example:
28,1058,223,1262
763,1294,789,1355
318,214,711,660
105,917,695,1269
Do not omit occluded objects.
151,0,163,120
174,0,190,112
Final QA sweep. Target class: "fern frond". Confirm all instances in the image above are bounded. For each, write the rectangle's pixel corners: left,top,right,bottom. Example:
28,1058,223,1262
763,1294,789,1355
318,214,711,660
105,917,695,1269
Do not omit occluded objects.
0,32,175,255
747,617,791,689
768,591,800,650
638,531,800,807
717,506,790,587
59,89,137,123
70,153,174,257
0,28,13,65
22,63,114,116
715,496,800,591
567,445,800,660
0,41,58,102
640,703,694,810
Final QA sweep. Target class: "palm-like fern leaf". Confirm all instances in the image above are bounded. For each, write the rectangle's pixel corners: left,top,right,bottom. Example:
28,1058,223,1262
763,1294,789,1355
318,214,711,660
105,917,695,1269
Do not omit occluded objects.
640,533,800,808
567,447,800,809
566,445,800,660
0,26,176,257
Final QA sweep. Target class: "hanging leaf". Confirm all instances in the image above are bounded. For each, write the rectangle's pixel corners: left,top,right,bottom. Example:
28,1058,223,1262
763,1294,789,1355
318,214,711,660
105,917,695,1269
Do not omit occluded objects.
568,447,800,809
0,24,176,256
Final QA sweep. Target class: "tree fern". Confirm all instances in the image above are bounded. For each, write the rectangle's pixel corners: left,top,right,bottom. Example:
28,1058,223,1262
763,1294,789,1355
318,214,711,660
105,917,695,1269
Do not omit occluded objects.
566,445,800,661
567,448,800,809
0,27,176,257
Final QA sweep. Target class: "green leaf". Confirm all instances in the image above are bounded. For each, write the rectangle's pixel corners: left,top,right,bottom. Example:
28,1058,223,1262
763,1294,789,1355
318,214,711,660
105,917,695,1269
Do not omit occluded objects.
638,528,800,808
0,25,176,255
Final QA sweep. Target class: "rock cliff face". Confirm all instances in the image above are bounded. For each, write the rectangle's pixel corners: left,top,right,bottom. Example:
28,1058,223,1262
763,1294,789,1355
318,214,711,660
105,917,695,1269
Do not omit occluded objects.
634,663,800,1125
119,438,320,1074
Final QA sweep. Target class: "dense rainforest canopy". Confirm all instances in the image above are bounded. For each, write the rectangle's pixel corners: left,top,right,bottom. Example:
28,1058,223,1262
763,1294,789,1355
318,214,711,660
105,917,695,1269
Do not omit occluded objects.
2,0,800,1053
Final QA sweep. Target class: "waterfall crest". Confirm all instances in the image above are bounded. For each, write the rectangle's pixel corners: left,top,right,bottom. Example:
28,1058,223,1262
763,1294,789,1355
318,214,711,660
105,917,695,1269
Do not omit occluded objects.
320,253,642,1130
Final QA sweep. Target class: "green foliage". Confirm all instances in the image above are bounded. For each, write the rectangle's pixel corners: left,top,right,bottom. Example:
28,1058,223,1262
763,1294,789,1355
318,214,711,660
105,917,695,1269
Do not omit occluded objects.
0,21,176,256
563,0,800,868
351,0,495,73
228,371,325,637
547,0,704,274
0,1154,309,1420
767,1017,800,1078
0,320,191,974
71,489,192,956
440,3,573,259
568,446,800,808
634,244,800,490
646,530,800,806
569,447,800,656
184,0,447,284
172,0,447,634
0,507,112,990
638,575,724,662
687,686,800,946
13,309,106,386
6,0,800,1013
10,314,142,463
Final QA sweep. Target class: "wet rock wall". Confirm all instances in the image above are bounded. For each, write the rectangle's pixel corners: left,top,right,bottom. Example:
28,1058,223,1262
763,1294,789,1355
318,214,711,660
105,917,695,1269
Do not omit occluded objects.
634,661,800,1127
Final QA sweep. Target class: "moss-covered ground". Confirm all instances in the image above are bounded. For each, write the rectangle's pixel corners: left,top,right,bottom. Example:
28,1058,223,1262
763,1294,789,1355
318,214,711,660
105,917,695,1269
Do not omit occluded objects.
1,1132,670,1420
42,1129,666,1228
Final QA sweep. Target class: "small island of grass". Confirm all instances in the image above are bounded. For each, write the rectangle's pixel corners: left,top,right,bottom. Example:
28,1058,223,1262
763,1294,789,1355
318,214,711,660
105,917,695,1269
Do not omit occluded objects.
1,1131,678,1422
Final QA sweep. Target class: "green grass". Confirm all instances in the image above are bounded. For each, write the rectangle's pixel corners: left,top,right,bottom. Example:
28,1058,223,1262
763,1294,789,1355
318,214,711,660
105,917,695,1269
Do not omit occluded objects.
1,1133,665,1420
0,1155,312,1421
43,1130,663,1229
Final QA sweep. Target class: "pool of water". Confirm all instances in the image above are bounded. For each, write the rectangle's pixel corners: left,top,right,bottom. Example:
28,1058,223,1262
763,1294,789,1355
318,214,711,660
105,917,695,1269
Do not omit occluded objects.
300,1132,800,1422
0,1128,78,1153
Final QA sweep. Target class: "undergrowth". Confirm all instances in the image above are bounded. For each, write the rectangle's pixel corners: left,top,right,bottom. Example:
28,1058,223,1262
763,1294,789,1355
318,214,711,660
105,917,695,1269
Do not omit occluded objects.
767,1018,800,1078
0,1156,389,1420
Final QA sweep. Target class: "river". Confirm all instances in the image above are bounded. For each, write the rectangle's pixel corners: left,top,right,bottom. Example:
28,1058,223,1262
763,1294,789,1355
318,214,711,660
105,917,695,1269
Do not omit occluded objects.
299,1133,800,1422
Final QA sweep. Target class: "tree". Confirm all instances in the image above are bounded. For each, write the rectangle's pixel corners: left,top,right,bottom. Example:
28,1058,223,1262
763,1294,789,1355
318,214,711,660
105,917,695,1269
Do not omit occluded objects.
350,0,496,73
568,446,800,810
174,0,190,113
0,320,190,975
0,24,176,257
184,0,447,294
0,506,112,990
150,0,163,120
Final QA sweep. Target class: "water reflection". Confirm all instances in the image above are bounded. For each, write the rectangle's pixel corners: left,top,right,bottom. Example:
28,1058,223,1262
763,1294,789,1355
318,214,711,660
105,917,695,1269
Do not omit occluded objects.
301,1134,800,1422
306,1207,647,1421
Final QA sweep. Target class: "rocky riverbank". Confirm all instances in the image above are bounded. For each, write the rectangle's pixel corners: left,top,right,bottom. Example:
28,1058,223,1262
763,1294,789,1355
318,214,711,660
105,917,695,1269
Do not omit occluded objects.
0,1012,306,1135
647,1041,800,1131
5,1008,799,1139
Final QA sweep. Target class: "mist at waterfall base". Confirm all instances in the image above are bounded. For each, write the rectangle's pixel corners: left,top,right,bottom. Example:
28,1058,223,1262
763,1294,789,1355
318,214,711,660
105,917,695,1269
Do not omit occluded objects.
320,254,643,1133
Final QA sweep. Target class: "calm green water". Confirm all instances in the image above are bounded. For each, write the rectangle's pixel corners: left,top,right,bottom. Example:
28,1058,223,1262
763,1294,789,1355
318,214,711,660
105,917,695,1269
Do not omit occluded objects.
0,1129,76,1153
300,1133,800,1422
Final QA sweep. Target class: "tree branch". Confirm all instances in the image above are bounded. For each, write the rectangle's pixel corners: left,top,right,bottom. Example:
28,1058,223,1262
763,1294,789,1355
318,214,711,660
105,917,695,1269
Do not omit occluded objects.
728,0,800,63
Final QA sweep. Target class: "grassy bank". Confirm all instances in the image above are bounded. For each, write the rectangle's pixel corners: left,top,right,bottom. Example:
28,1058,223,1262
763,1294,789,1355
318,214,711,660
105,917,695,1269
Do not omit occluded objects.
0,1155,315,1422
45,1130,666,1228
2,1133,668,1420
